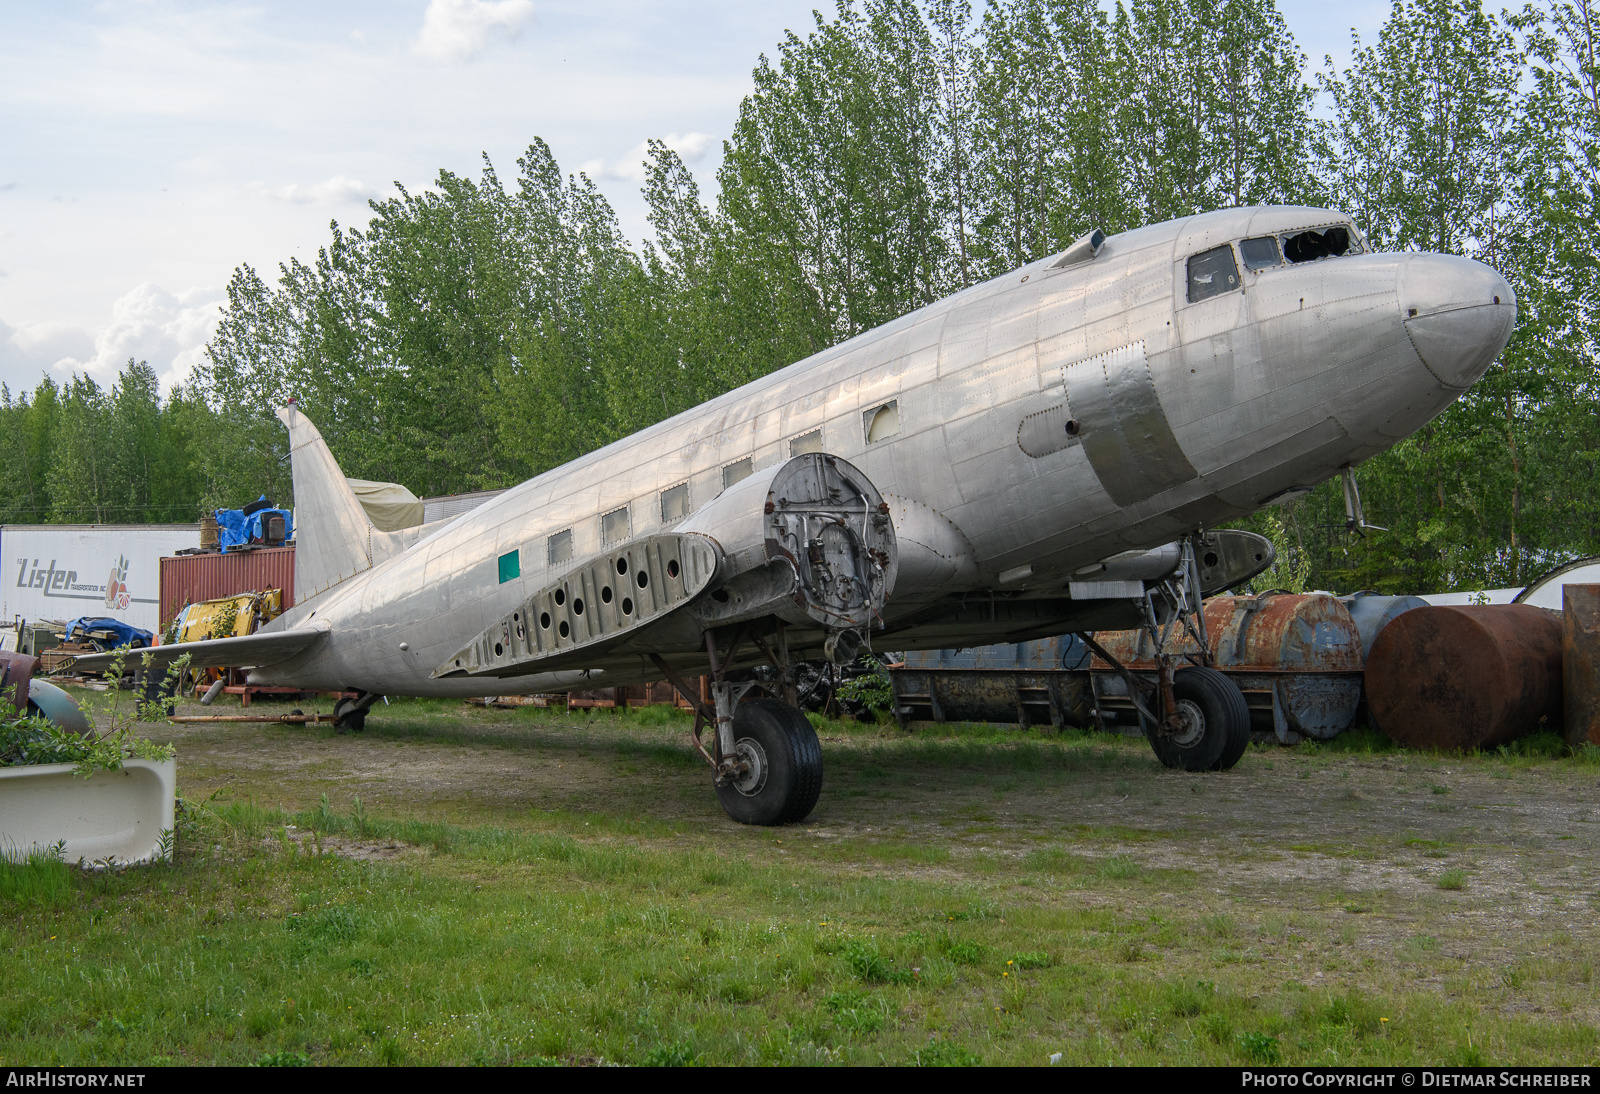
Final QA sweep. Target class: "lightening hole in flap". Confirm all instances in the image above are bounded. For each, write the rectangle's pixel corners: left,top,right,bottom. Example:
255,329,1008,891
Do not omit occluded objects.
601,586,613,604
539,612,551,629
559,621,569,638
666,559,680,579
622,597,634,615
616,557,628,575
554,589,566,606
494,642,504,657
637,571,649,588
573,598,584,616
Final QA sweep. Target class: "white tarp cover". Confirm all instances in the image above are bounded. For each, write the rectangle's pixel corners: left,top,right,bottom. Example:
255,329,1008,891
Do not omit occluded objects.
0,525,199,633
346,478,424,532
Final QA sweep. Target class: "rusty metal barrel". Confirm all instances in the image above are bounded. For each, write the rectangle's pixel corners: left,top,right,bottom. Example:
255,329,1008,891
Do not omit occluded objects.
1365,604,1563,750
1564,585,1600,748
1092,593,1364,743
891,636,1094,729
1339,591,1429,661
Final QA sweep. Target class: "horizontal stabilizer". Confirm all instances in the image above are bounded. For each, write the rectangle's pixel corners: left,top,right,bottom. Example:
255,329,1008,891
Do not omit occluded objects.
68,628,327,676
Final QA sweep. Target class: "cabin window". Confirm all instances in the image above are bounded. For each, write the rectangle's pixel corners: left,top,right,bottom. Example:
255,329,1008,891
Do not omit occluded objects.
790,429,824,455
864,400,900,444
1283,225,1354,263
722,457,753,490
1186,246,1239,303
602,505,631,545
497,550,520,584
660,482,690,522
547,529,572,566
1239,236,1281,271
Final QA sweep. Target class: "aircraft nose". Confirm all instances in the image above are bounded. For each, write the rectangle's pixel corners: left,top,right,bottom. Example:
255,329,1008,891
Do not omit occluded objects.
1397,253,1516,388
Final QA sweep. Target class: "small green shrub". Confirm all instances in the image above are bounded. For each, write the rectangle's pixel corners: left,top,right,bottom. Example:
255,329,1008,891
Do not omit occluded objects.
253,1050,310,1067
1011,950,1053,970
640,1042,696,1066
1237,1031,1281,1064
913,1041,981,1066
1437,868,1468,891
842,939,913,984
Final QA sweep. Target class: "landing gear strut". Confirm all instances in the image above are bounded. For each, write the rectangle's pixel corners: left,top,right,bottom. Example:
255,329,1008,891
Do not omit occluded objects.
650,625,824,826
1077,534,1251,771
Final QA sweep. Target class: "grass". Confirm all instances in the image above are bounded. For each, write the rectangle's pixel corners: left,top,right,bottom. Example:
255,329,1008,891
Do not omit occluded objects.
2,694,1600,1065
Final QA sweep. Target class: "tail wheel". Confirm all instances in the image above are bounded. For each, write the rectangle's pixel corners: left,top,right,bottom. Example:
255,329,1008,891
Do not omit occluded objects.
714,699,823,826
333,697,368,733
1145,666,1250,772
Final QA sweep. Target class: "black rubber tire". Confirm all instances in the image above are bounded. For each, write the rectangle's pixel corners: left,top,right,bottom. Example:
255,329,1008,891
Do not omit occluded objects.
1145,666,1250,772
333,699,367,733
714,699,823,826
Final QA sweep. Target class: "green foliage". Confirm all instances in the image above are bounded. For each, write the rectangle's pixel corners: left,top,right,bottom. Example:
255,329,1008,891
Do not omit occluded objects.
836,657,895,714
913,1040,982,1065
1237,1030,1281,1063
0,844,74,904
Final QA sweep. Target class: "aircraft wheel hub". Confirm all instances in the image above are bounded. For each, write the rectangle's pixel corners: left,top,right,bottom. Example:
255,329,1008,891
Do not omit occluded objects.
728,738,769,797
1166,699,1206,748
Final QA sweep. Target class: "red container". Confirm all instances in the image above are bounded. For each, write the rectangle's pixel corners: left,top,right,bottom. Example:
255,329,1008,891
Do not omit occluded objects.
159,547,296,627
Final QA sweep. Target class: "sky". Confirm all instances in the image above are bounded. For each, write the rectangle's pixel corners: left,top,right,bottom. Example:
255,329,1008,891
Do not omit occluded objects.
0,0,1396,399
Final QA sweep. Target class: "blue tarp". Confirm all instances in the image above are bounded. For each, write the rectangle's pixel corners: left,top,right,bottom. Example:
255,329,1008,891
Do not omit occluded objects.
65,617,153,652
215,497,294,551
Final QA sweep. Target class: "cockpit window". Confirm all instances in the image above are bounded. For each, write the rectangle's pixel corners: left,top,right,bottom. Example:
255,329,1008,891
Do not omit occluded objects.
1187,245,1240,303
1239,236,1281,271
1283,225,1355,263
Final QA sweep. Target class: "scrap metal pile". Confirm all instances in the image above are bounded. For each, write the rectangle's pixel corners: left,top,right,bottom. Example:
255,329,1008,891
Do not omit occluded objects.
889,557,1600,752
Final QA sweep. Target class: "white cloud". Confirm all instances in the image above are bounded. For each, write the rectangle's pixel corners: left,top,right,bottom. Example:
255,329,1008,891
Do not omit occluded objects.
581,132,714,185
8,284,228,393
255,175,381,206
0,317,94,393
414,0,535,62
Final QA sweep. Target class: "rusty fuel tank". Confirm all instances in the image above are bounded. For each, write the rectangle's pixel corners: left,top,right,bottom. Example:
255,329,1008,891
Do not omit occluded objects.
1563,584,1600,748
890,636,1095,730
1092,593,1364,744
1365,604,1562,750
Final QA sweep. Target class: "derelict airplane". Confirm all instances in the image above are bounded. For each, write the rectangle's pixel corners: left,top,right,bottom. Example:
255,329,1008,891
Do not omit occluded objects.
80,206,1516,825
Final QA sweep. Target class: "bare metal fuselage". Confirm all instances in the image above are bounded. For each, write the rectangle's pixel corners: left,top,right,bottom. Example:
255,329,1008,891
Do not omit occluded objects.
252,205,1515,696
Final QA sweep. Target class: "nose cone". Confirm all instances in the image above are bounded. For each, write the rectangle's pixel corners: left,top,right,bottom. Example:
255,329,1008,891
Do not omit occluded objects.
1397,253,1516,388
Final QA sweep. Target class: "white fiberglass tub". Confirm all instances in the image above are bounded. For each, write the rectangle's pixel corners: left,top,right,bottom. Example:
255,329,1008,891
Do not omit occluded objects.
0,758,176,865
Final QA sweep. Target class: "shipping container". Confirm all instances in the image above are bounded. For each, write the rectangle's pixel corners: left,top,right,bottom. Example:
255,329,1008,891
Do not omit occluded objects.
158,546,296,628
1,524,199,634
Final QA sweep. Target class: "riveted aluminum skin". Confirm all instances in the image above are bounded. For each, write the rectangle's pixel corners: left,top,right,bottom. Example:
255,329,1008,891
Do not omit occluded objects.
101,204,1516,700
1092,593,1364,742
1562,585,1600,748
1365,604,1563,750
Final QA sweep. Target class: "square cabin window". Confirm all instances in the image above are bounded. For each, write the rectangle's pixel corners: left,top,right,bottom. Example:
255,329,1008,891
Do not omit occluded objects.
790,429,824,455
1187,245,1240,303
547,528,573,566
1239,235,1281,271
722,457,753,490
863,400,900,444
660,482,690,523
602,505,631,546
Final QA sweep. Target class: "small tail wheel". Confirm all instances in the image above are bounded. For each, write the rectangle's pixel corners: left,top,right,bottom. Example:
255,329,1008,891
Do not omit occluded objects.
1145,666,1250,772
714,699,823,826
333,697,368,733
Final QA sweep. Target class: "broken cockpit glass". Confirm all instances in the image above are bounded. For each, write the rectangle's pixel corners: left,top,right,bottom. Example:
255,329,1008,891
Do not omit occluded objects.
1239,235,1281,271
1283,225,1353,263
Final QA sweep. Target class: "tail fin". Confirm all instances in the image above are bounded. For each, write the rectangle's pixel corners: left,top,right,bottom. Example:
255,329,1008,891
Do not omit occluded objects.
277,404,376,600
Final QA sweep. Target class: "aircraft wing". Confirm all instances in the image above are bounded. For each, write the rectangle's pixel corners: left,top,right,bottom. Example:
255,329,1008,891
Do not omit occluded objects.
68,628,328,676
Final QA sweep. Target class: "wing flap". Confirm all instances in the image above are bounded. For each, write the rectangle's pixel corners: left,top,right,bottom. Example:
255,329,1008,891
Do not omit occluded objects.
69,628,328,675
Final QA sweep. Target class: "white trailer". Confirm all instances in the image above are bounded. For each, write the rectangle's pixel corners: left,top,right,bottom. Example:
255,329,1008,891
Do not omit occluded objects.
1,525,199,635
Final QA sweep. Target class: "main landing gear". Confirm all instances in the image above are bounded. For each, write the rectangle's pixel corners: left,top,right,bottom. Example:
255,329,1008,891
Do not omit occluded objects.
1077,536,1251,772
651,626,825,826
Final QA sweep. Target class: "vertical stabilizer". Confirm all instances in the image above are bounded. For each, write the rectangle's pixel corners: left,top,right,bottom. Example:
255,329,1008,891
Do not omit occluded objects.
277,404,374,600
